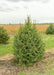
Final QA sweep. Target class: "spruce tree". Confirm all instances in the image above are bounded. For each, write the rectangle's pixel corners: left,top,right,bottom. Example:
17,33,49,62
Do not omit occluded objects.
46,24,54,34
13,16,45,66
0,27,9,44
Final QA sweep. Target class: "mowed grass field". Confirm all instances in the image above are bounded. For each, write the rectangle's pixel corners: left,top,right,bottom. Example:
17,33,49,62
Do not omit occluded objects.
0,34,54,56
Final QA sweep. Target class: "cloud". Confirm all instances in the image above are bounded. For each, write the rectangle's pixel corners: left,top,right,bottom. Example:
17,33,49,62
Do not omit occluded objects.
42,0,49,3
0,3,13,12
0,6,14,12
24,6,28,9
7,0,49,3
15,6,20,8
7,0,34,2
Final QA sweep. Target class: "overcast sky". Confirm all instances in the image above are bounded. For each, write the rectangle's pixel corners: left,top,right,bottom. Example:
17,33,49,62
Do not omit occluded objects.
0,0,54,24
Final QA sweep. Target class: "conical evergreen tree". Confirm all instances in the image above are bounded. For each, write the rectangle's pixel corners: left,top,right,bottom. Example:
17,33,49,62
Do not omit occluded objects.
0,27,9,44
13,16,45,66
46,24,54,34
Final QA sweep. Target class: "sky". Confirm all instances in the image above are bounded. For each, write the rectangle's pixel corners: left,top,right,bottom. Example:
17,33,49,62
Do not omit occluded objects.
0,0,54,24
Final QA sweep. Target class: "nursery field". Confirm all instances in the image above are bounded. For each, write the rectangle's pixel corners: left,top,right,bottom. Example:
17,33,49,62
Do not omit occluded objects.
0,34,54,56
0,23,54,74
0,34,54,75
0,24,49,34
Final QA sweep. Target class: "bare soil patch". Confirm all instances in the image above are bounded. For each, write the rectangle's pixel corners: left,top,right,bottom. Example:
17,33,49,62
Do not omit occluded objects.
42,37,49,41
0,48,54,74
0,54,14,61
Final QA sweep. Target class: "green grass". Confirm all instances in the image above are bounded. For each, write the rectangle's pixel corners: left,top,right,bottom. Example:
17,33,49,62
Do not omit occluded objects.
41,34,54,39
41,34,54,49
0,37,14,56
0,44,13,56
0,35,54,55
45,38,54,49
9,37,14,42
